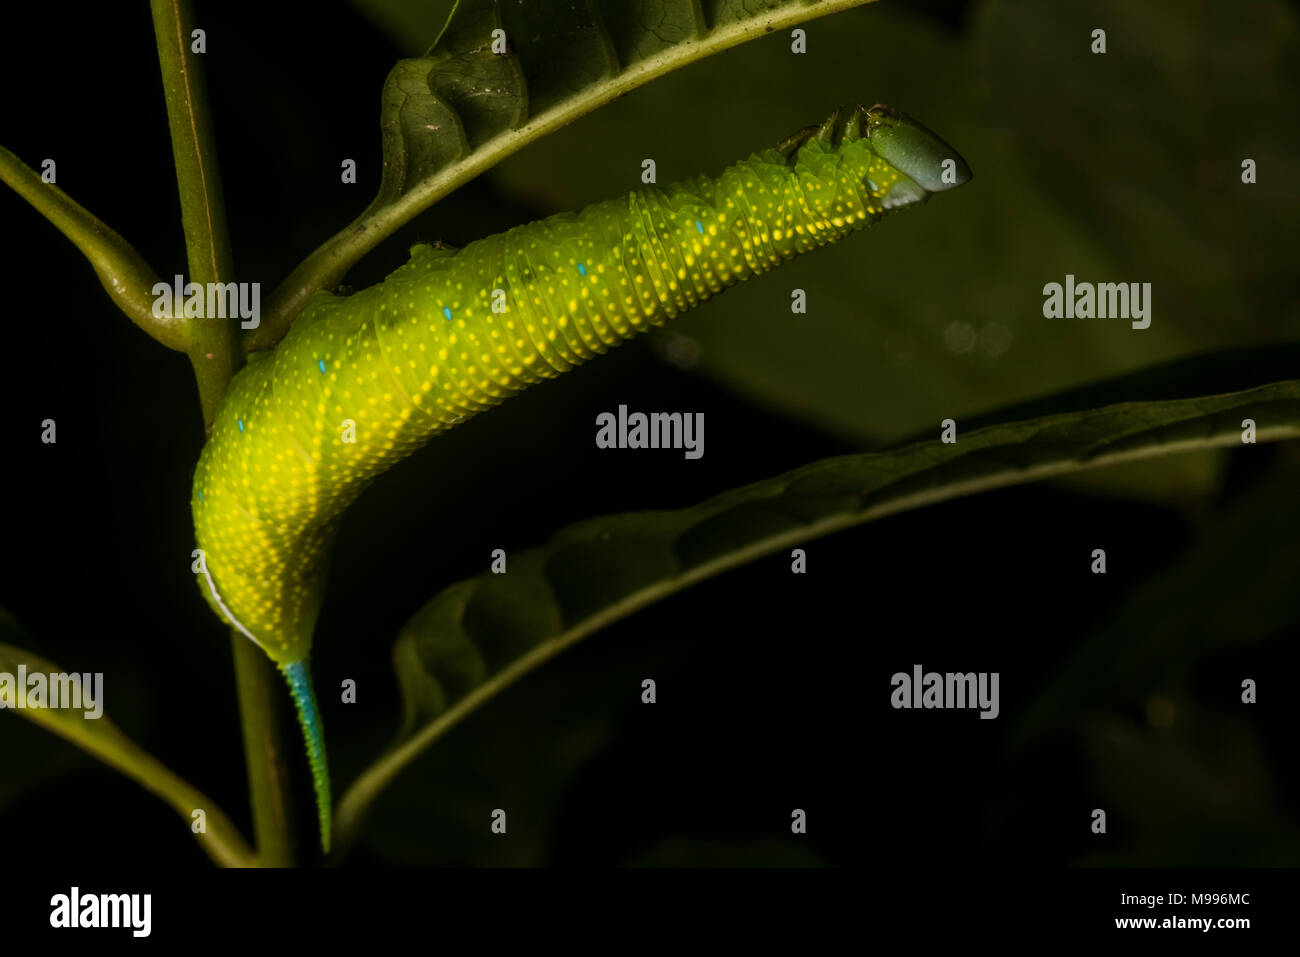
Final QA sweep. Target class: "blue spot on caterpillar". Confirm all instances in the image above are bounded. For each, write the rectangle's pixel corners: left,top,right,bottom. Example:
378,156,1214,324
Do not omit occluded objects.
191,104,971,851
578,262,587,276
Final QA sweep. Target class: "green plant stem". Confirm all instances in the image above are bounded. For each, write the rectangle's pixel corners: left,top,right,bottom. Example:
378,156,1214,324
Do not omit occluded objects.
63,727,255,868
0,145,183,350
151,0,294,866
151,0,238,431
231,634,295,866
0,630,255,867
249,0,880,354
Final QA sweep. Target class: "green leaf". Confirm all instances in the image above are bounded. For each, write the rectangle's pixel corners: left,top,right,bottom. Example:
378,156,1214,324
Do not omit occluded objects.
333,367,1300,846
0,607,254,868
255,0,882,350
977,0,1300,344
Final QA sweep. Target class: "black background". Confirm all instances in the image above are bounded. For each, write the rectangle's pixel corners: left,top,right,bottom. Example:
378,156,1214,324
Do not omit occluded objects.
0,3,1296,925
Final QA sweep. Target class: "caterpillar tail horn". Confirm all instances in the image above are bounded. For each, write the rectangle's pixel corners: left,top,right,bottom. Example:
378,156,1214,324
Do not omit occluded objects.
279,659,331,854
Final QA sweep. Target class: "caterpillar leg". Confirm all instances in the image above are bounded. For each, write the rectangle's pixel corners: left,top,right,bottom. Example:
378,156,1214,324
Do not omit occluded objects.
279,659,332,854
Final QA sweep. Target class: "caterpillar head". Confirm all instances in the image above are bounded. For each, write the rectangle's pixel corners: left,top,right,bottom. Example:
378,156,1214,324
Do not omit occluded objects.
863,104,972,207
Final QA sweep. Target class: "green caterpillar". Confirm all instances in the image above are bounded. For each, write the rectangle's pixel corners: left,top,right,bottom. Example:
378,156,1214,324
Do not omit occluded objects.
192,104,971,852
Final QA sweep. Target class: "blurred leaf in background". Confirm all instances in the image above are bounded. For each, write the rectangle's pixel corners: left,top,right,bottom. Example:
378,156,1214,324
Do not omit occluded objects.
1079,704,1300,866
1014,455,1300,749
469,0,1295,501
1009,453,1300,865
1075,698,1300,866
976,0,1300,349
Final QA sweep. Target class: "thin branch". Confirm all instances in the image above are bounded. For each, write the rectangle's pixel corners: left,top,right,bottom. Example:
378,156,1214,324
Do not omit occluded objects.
151,0,238,430
151,0,295,866
0,627,254,867
18,706,255,868
0,145,185,351
231,633,296,866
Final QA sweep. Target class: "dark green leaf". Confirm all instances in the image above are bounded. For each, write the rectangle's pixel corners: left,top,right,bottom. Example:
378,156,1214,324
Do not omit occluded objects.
334,372,1300,840
370,0,877,216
